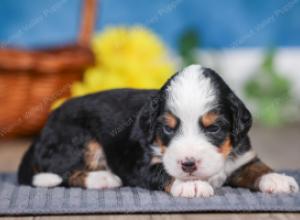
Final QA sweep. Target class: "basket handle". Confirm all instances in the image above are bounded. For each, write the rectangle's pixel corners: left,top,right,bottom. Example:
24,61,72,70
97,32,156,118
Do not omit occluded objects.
77,0,97,46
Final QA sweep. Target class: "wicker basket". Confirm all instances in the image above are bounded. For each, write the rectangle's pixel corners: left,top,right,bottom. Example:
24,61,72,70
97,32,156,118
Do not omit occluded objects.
0,0,97,138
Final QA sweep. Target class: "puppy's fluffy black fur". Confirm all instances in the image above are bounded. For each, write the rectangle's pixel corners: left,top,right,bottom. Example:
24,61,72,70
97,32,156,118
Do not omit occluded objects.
19,66,293,195
19,68,250,187
19,89,172,189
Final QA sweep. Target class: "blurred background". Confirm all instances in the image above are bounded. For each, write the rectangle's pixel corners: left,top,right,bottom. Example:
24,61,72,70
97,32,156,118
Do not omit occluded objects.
0,0,299,172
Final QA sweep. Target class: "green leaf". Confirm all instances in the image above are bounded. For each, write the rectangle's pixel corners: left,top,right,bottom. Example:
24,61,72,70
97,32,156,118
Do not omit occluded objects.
178,28,200,66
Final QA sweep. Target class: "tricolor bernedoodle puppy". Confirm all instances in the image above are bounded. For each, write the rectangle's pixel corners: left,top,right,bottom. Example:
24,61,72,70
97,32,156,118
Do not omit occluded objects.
18,65,299,197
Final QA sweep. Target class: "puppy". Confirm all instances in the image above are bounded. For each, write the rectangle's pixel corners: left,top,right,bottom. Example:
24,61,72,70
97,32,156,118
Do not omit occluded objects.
18,65,299,197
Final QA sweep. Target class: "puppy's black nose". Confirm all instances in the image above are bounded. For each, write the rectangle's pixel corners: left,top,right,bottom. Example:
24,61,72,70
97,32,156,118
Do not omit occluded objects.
181,159,197,173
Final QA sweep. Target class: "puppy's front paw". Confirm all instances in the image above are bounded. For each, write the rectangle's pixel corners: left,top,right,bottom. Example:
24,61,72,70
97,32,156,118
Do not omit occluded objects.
258,173,299,193
170,179,214,198
85,171,122,189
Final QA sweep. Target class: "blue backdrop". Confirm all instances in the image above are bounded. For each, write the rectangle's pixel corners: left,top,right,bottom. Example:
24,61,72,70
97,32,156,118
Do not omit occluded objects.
0,0,299,49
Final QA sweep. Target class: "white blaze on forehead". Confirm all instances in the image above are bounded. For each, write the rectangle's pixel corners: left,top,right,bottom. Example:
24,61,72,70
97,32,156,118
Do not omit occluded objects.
162,65,223,180
166,65,216,120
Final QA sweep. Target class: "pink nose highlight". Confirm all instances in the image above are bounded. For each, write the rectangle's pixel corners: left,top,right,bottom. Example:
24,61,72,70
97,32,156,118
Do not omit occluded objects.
181,157,198,173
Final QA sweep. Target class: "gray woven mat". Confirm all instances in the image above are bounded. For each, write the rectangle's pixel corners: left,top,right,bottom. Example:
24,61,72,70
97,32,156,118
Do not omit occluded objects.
0,171,300,215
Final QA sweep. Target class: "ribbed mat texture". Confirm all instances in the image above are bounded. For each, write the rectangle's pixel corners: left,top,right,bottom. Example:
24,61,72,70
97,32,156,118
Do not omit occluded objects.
0,171,300,215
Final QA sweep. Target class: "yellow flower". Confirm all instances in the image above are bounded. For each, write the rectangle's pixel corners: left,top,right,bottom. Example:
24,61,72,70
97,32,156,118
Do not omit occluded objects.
53,26,175,109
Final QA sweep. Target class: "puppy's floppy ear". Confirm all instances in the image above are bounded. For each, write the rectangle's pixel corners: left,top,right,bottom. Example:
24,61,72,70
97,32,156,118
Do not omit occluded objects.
130,93,162,145
228,92,252,147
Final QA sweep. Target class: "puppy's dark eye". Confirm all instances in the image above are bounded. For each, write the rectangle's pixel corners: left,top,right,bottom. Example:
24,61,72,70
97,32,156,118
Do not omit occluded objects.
205,124,220,133
162,124,175,135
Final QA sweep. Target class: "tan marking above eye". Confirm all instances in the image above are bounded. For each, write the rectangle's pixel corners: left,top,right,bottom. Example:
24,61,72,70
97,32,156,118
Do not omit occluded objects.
201,112,219,127
164,112,177,129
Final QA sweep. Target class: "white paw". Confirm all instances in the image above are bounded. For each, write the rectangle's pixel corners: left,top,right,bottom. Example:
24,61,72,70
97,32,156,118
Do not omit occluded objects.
32,173,63,187
258,173,299,194
85,171,122,189
170,179,214,198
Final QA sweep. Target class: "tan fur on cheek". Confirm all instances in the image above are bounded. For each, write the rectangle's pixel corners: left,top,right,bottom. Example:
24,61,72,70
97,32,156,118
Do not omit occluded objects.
85,140,107,171
154,136,167,154
218,137,232,158
201,112,219,127
164,112,177,129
